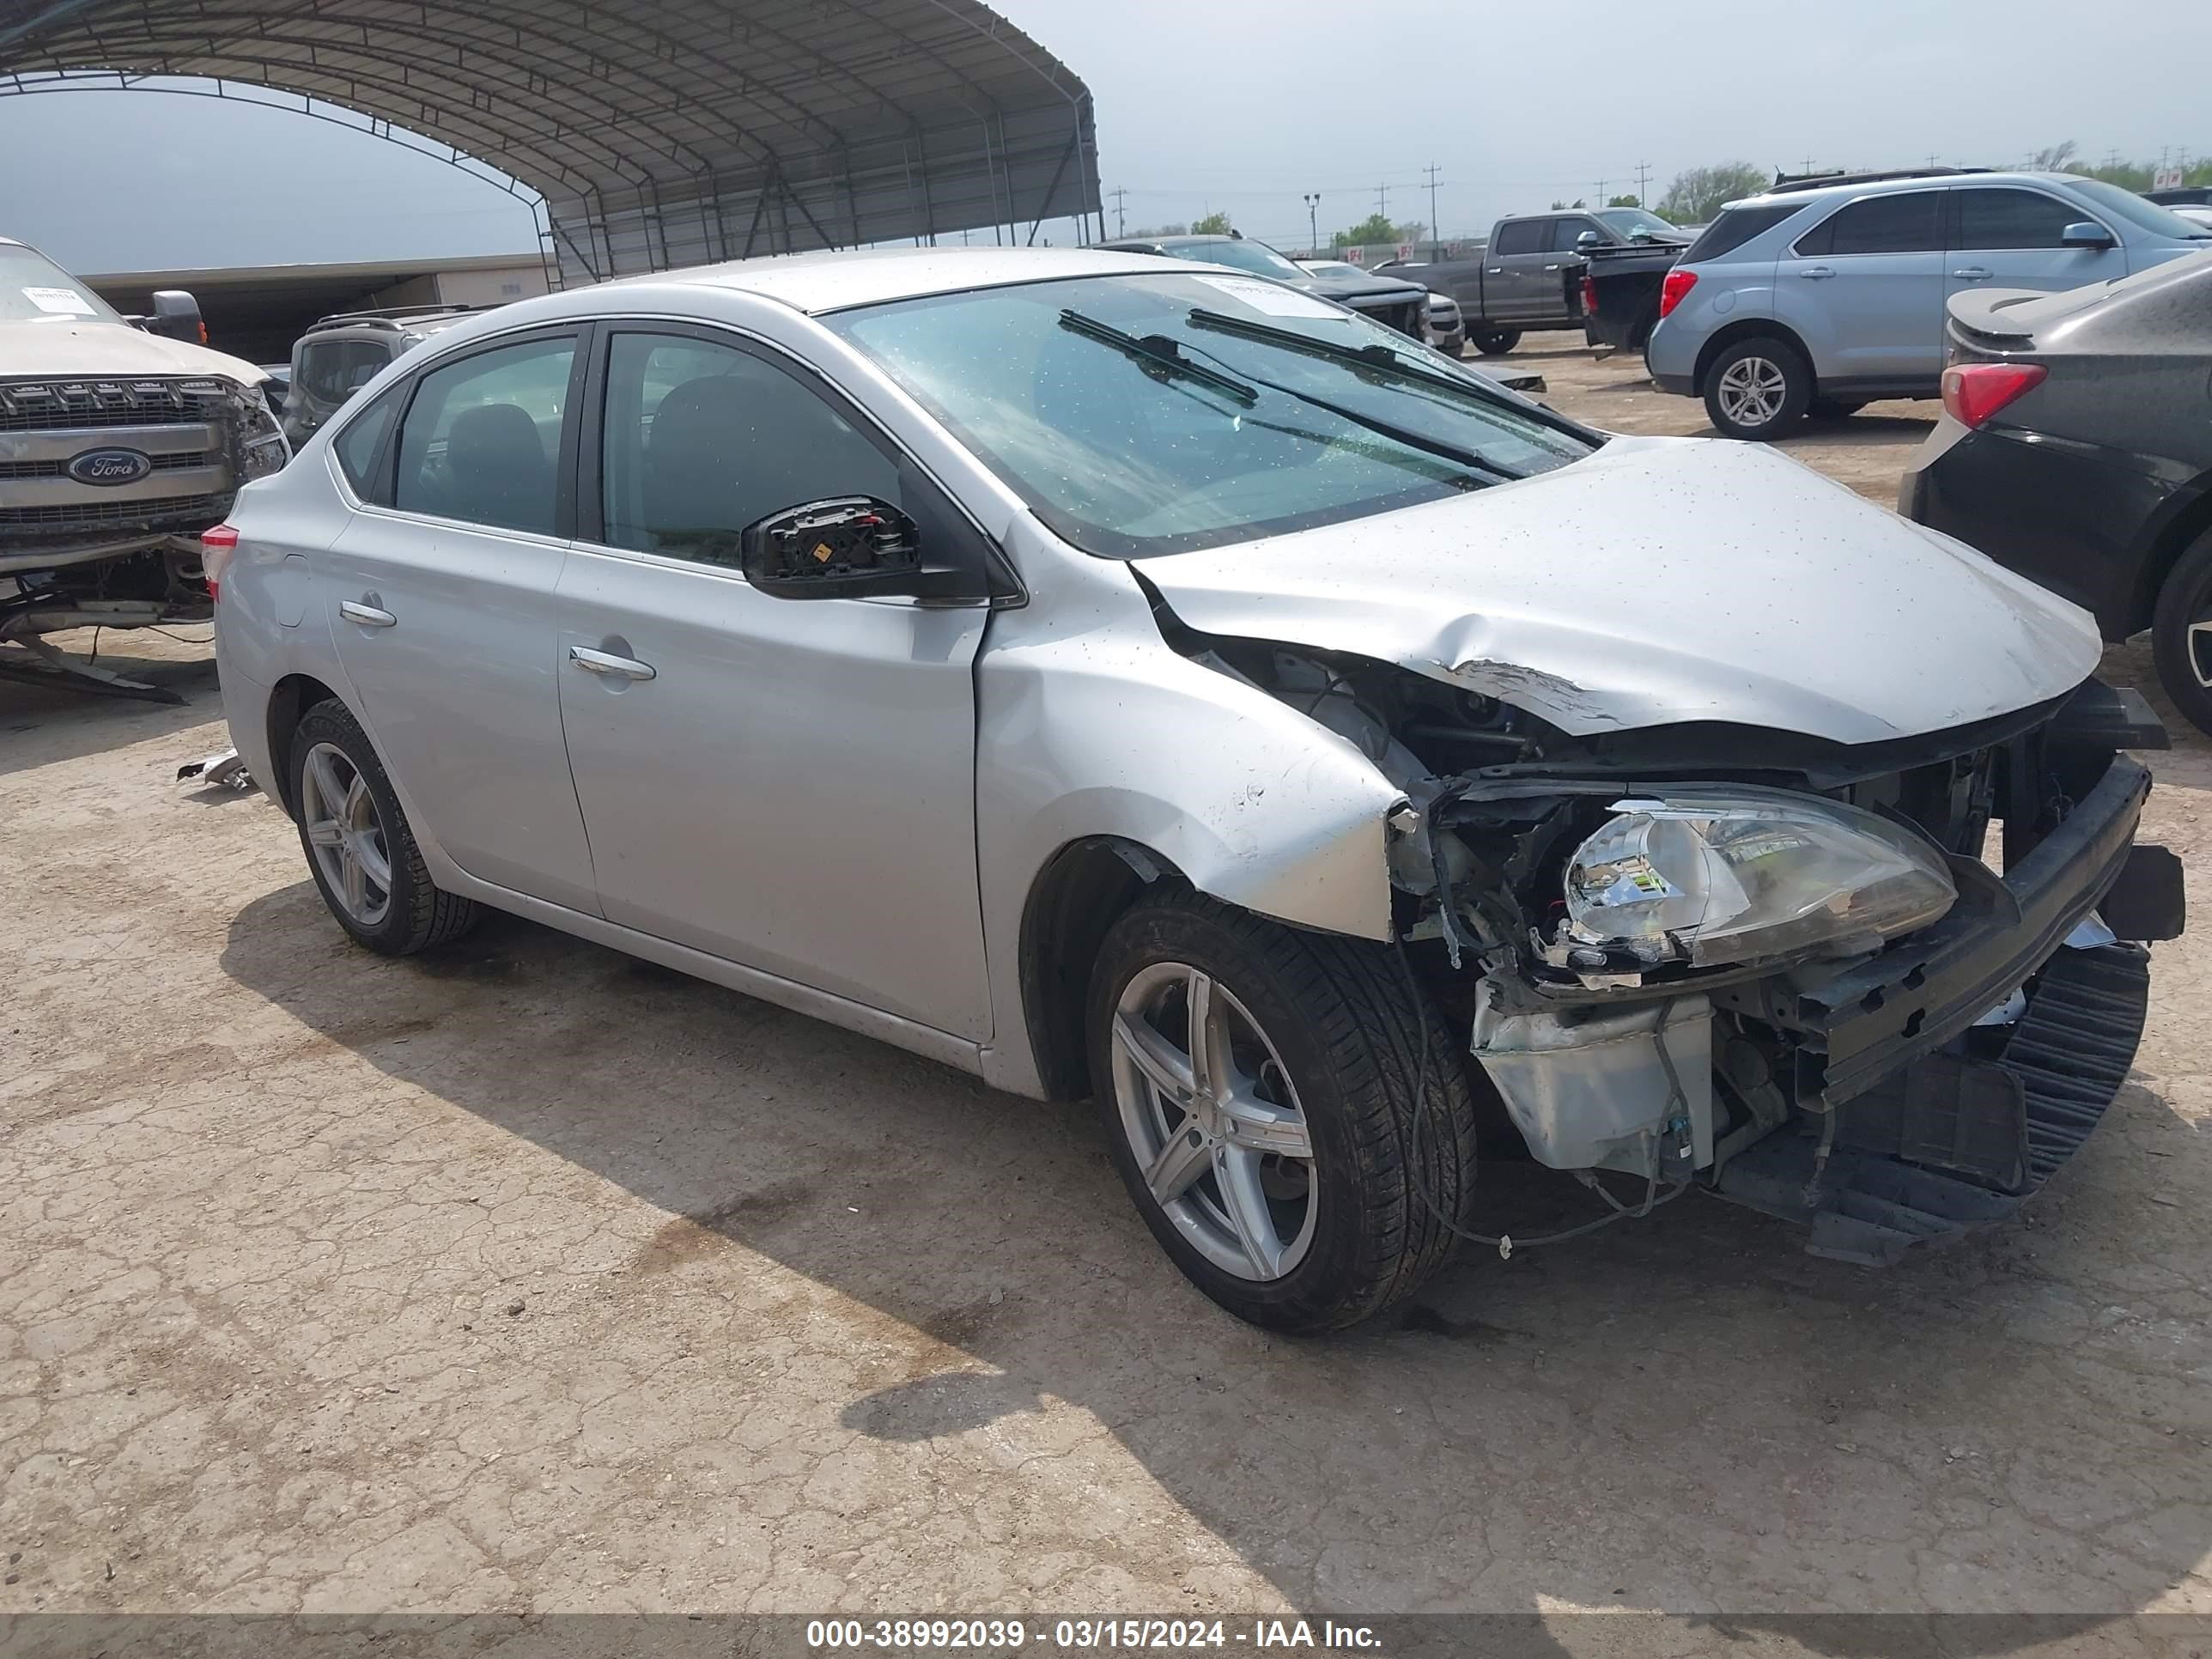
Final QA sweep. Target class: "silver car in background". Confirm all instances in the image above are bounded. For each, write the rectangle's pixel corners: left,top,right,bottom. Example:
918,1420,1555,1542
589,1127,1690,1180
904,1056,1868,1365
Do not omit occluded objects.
212,247,2180,1332
1645,168,2211,439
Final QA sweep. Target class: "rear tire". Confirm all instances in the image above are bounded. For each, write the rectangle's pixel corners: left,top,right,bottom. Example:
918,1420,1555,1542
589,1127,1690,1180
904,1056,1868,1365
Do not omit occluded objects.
292,698,480,956
1702,336,1812,440
1469,325,1521,356
2151,530,2212,737
1086,891,1478,1334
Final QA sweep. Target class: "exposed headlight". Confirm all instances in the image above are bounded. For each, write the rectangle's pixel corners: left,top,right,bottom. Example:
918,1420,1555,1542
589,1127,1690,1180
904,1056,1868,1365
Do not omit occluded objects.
1562,792,1956,969
238,392,290,480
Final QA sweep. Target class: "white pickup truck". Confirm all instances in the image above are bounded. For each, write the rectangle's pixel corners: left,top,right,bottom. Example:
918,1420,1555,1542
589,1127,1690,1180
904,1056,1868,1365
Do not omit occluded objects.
1,236,288,701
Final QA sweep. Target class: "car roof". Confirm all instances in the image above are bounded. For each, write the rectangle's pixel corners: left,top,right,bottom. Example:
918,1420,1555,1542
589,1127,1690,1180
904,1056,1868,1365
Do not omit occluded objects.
573,246,1198,316
1722,169,2088,215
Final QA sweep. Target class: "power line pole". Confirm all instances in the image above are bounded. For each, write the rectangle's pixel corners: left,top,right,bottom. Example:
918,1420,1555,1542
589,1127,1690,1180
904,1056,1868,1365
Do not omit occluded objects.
1421,163,1442,253
1634,160,1651,205
1108,186,1127,237
1303,191,1322,253
1375,182,1389,227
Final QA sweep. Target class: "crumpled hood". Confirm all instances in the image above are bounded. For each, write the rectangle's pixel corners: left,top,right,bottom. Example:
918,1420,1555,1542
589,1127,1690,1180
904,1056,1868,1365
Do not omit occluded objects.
0,317,264,385
1140,434,2100,744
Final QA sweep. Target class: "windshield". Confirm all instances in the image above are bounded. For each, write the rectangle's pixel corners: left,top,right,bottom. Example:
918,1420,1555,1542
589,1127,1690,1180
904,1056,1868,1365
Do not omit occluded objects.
1171,239,1309,280
1595,207,1681,240
2063,178,2212,240
827,272,1593,559
1300,261,1366,279
0,243,122,325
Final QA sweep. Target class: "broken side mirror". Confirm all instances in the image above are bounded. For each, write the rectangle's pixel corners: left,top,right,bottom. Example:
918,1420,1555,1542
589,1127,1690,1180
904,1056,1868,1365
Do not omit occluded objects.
147,289,205,344
739,496,959,601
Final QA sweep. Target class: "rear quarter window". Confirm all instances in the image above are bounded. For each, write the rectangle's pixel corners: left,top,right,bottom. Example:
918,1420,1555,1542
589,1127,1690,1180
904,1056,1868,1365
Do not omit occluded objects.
332,386,401,503
1681,204,1802,263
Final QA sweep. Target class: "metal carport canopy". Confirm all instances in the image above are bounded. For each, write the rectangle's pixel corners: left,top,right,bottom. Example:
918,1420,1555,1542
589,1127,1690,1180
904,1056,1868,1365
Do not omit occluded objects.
0,0,1103,288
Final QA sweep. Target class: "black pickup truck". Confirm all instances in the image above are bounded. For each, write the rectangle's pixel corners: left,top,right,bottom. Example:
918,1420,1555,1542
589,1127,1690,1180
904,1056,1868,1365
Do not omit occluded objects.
1577,227,1693,353
1380,205,1687,355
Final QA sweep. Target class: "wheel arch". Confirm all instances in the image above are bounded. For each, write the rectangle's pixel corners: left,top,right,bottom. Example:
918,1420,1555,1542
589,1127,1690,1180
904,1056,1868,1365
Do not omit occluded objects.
2122,478,2212,639
1692,318,1816,395
1018,835,1185,1101
264,672,345,821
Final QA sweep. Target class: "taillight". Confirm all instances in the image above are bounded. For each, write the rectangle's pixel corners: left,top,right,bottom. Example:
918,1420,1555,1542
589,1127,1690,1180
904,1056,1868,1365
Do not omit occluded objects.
1581,273,1599,315
1658,268,1698,319
1941,362,2046,429
201,523,239,603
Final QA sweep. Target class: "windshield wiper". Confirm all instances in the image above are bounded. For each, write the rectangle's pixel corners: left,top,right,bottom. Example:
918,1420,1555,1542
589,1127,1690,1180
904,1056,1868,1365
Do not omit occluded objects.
1174,331,1525,482
1058,310,1256,404
1186,306,1498,405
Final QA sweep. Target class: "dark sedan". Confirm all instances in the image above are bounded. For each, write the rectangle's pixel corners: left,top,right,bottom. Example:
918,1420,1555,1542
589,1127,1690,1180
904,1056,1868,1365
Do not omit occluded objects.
1097,233,1430,338
1901,254,2212,732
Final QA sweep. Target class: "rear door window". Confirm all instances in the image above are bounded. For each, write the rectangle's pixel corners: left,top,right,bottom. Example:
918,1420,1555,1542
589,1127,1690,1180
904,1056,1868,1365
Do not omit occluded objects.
1491,219,1547,256
1954,188,2081,249
1796,192,1944,257
392,334,577,536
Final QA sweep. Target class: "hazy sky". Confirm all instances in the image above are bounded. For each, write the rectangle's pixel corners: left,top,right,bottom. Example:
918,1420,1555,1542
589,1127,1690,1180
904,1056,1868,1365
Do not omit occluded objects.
3,0,2206,273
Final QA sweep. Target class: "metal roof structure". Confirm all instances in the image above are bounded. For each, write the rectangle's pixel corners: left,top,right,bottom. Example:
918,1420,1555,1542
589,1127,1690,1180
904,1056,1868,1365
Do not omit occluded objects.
0,0,1103,289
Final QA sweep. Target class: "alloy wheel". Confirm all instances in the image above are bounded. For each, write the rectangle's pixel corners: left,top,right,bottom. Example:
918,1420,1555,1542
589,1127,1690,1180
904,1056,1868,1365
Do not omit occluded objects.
300,740,393,927
2189,614,2212,689
1108,961,1318,1282
1716,355,1789,428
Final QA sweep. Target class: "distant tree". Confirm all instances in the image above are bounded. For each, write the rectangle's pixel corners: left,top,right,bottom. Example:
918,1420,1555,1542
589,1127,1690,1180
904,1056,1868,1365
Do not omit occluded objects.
1570,198,1587,209
1607,193,1642,208
1126,222,1188,239
1655,162,1771,225
1334,211,1407,247
1548,200,1566,211
2029,141,2079,172
1190,210,1233,235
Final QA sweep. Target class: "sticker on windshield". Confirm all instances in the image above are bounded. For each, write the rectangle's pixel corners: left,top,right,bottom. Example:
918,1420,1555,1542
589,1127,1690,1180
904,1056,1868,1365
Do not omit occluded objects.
1188,274,1346,320
23,287,94,314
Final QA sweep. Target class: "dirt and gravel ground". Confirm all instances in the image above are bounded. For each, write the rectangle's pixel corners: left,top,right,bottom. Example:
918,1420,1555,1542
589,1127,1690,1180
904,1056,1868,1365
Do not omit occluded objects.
3,340,2209,1646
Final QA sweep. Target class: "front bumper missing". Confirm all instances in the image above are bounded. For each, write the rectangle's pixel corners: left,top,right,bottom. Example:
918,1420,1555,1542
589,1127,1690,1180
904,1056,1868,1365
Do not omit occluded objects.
1707,755,2182,1262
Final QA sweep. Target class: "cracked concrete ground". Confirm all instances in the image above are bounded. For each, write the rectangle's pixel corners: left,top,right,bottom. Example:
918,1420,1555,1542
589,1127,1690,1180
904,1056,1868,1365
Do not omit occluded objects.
3,344,2209,1642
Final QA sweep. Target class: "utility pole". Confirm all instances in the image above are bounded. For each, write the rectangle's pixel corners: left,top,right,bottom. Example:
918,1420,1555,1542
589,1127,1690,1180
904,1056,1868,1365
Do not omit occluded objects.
1303,191,1322,254
1108,186,1128,237
1634,160,1651,205
1375,182,1389,227
1595,177,1607,205
1421,164,1442,255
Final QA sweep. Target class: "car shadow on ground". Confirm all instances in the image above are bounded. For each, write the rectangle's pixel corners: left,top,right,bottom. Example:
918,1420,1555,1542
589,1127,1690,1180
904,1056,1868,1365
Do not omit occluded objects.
217,877,2212,1643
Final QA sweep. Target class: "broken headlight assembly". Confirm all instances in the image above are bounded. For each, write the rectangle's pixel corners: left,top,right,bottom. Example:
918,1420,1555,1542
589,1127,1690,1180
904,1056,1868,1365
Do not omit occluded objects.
239,390,290,482
1558,791,1956,969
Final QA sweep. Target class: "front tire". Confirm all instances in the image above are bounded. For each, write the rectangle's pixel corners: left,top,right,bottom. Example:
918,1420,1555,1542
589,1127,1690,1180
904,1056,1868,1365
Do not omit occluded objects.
2151,529,2212,736
1469,325,1521,356
1086,892,1477,1333
1703,336,1812,440
291,698,479,955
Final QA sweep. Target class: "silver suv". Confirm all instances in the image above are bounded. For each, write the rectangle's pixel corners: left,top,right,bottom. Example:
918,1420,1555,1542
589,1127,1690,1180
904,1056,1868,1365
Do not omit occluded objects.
1645,168,2211,440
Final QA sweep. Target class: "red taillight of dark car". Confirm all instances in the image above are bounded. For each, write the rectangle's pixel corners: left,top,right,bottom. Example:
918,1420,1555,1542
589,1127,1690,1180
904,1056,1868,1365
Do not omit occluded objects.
1658,268,1698,319
1942,362,2048,429
201,522,239,603
1581,273,1599,315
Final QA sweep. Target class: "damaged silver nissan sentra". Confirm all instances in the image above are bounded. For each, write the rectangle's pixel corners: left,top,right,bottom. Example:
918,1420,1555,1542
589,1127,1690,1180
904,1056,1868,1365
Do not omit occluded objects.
213,247,2185,1332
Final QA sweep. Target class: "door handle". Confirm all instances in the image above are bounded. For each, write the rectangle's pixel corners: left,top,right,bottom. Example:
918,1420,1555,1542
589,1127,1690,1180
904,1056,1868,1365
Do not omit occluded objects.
1486,266,1503,274
1543,263,1561,270
339,599,396,628
1797,265,1835,279
568,644,656,682
1951,266,1992,280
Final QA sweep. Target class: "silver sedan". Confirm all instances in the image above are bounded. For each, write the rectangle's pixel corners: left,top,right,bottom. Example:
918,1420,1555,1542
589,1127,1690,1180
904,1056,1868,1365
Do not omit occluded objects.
211,246,2175,1330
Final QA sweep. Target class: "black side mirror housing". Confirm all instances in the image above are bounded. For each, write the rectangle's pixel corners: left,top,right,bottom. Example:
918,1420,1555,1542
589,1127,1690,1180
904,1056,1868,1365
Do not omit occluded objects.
146,289,205,343
740,496,963,601
2061,221,2115,249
